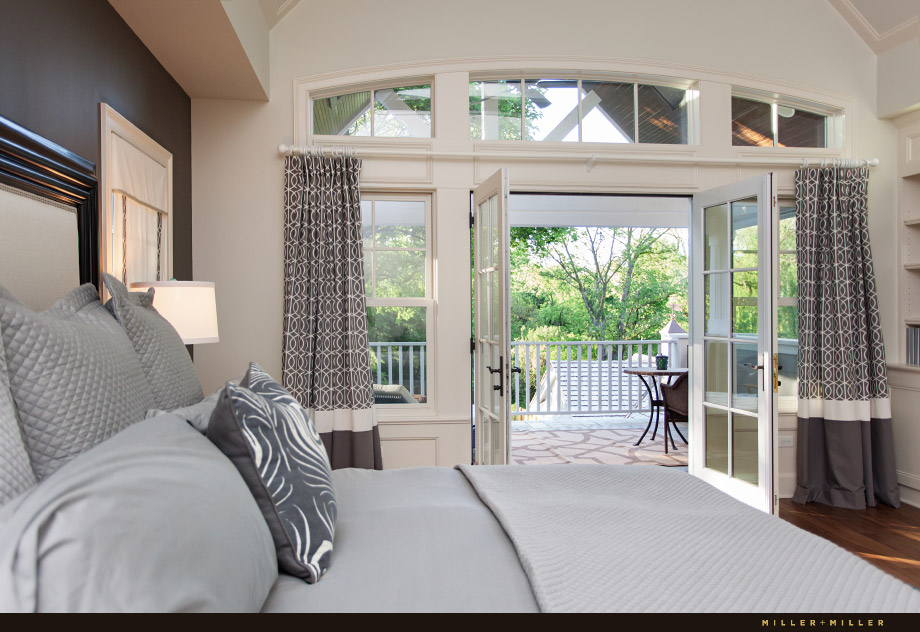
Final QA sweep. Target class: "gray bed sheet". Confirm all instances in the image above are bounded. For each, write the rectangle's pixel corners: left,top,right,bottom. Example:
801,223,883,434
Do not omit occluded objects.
260,467,538,613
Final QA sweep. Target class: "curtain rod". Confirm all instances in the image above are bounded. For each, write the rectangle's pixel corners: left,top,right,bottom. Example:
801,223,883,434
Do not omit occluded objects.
277,143,879,171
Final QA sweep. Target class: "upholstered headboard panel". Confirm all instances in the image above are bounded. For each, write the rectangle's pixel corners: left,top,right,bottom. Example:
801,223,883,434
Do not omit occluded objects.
0,115,98,309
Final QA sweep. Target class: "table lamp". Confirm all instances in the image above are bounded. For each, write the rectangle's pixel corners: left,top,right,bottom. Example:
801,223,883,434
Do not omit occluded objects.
129,281,219,344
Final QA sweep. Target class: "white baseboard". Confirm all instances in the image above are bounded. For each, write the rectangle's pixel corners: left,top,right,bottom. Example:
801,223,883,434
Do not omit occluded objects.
778,473,796,498
899,484,920,508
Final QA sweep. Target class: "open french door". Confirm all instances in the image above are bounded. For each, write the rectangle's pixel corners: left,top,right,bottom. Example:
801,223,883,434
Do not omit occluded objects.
473,169,511,465
690,174,779,514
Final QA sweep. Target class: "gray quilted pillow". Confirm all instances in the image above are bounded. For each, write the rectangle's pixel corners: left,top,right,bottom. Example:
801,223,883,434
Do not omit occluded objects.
0,284,156,480
103,273,203,410
0,332,36,504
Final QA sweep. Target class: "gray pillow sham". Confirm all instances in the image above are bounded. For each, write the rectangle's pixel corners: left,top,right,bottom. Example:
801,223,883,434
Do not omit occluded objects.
0,332,36,505
0,415,278,612
103,273,203,410
0,283,155,480
146,385,223,433
207,363,336,583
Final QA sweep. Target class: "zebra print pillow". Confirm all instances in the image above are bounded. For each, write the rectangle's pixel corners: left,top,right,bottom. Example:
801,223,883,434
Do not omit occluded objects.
207,363,336,583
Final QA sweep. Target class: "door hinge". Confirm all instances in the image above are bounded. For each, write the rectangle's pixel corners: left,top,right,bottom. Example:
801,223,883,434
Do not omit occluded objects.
470,337,475,354
470,212,474,229
772,353,781,393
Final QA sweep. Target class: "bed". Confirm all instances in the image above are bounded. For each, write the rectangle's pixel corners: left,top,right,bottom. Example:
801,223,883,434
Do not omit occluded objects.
0,115,918,613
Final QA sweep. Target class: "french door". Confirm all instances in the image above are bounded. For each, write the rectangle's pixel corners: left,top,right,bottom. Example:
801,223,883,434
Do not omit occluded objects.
473,169,511,465
690,174,779,514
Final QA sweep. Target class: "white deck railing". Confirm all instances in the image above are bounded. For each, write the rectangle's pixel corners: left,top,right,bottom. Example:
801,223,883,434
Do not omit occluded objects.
370,342,427,396
509,340,679,417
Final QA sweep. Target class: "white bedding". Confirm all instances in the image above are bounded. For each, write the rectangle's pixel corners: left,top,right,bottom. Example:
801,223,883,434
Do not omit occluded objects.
458,463,920,613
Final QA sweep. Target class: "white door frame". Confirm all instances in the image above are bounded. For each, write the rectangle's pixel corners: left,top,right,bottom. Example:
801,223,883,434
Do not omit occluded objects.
473,168,511,465
689,173,778,514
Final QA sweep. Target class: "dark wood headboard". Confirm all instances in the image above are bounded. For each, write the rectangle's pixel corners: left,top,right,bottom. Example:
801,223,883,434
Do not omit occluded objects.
0,115,98,288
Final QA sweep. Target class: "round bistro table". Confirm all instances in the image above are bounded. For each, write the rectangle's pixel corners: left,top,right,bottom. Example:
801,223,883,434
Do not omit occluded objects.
622,367,688,454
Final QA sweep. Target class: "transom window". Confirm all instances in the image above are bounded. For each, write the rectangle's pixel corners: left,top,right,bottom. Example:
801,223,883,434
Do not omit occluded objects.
313,84,432,138
731,92,840,148
361,194,433,405
469,77,694,144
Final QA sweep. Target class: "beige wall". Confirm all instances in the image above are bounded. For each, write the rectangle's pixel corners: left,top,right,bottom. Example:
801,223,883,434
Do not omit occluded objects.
192,0,901,472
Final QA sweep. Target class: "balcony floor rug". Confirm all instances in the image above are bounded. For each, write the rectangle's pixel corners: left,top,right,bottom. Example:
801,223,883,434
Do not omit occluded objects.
511,427,688,467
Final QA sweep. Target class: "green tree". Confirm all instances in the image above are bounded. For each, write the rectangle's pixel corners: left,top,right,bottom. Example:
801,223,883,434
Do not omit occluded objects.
510,226,687,344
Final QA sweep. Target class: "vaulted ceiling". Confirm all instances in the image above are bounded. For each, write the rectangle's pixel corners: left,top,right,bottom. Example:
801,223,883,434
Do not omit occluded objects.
828,0,919,54
110,1,919,112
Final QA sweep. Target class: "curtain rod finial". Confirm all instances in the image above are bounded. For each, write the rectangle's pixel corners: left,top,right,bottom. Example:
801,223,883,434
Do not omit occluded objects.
867,157,880,167
278,144,290,154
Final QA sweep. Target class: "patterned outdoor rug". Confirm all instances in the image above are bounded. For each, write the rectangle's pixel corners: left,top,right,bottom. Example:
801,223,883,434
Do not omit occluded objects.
511,427,688,467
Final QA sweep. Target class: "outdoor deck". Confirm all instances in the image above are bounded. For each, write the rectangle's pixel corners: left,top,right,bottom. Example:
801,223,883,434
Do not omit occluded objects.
511,413,689,467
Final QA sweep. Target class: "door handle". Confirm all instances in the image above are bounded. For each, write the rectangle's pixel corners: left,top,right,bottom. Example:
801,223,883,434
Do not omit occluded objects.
743,363,764,371
487,358,505,396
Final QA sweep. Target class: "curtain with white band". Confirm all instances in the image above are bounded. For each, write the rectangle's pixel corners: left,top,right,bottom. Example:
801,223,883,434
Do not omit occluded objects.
793,167,900,510
109,134,168,285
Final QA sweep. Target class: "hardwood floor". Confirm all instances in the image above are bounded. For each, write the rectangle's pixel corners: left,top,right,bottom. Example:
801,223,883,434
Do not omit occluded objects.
779,498,920,590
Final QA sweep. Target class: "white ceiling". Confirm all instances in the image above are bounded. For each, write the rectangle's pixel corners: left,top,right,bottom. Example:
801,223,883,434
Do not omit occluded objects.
109,0,275,101
110,1,918,102
828,0,919,54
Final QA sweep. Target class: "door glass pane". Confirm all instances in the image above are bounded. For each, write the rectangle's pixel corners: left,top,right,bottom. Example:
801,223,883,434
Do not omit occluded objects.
732,342,759,413
480,271,491,336
704,340,729,407
731,198,758,268
469,80,522,141
581,81,634,143
705,406,729,474
479,200,491,268
733,413,759,485
373,85,431,138
491,266,500,342
491,194,500,269
524,79,579,142
375,250,425,298
374,200,426,248
704,203,729,270
637,84,688,144
704,273,730,337
732,270,758,335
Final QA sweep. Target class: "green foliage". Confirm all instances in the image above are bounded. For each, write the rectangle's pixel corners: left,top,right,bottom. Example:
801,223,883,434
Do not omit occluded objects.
509,226,688,344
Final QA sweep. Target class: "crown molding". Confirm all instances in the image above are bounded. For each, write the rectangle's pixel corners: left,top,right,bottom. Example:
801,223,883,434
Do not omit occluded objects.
829,0,919,55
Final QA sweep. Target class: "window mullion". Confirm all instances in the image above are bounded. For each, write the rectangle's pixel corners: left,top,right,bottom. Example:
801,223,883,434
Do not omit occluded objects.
520,78,525,141
369,89,375,137
577,79,583,143
633,82,639,143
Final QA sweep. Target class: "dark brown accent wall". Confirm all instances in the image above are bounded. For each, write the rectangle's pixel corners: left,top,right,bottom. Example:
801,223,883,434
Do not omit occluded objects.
0,0,192,281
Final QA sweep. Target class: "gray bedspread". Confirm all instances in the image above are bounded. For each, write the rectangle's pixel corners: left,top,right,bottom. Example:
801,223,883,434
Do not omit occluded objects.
457,464,920,613
260,467,538,613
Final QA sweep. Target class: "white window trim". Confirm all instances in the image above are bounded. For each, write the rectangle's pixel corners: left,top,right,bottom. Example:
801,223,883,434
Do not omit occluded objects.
731,88,845,150
363,191,436,417
99,103,173,291
468,73,700,145
310,78,435,139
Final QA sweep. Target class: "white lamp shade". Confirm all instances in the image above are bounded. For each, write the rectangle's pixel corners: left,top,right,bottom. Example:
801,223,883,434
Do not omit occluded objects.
130,281,219,344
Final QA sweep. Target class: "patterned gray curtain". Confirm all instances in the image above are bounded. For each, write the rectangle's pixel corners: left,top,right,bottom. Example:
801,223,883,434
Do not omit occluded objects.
793,167,898,509
282,155,382,470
